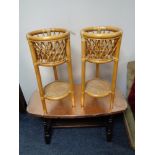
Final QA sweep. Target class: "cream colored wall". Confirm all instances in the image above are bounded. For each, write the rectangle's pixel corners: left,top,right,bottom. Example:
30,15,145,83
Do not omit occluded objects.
19,0,135,102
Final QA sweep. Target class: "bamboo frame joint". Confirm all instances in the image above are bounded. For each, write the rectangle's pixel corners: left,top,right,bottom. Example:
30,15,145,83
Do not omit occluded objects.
82,58,86,62
41,96,45,100
113,57,118,62
66,58,70,63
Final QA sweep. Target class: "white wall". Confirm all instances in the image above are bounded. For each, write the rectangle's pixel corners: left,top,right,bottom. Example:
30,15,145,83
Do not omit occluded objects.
19,0,135,103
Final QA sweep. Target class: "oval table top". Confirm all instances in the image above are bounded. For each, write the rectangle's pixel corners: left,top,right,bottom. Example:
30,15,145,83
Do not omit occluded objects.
27,84,127,118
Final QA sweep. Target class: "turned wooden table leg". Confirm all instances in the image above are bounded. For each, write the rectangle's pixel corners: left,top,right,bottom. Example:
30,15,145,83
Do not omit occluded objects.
106,115,113,142
43,118,52,144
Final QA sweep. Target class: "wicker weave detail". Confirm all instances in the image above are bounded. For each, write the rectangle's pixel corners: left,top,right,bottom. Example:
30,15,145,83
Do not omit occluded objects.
88,30,114,34
85,37,118,61
44,81,70,99
32,39,67,64
85,79,111,97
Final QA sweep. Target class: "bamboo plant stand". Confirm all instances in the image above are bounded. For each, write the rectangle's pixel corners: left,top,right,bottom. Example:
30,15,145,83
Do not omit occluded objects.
27,84,127,144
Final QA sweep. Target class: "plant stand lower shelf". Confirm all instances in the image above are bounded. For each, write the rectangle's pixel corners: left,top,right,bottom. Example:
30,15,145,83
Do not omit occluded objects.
27,84,127,144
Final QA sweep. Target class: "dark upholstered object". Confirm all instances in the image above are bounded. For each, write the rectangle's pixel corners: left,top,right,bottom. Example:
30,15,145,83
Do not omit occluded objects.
123,61,135,149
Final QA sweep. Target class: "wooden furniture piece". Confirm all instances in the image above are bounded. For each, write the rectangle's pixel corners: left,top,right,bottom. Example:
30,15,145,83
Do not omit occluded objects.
19,85,27,113
80,26,123,110
124,61,135,149
27,84,127,144
26,27,127,145
27,28,75,115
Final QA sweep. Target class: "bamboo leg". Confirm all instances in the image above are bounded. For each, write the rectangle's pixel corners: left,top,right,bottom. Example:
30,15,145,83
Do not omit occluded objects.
81,37,86,107
110,60,119,111
110,93,115,111
110,37,122,111
96,64,99,78
53,66,58,80
41,98,48,114
66,39,75,107
34,65,48,114
81,60,86,107
28,41,47,114
67,62,75,107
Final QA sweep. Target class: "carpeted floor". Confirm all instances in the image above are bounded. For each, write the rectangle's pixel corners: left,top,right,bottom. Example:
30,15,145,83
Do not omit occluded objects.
19,113,135,155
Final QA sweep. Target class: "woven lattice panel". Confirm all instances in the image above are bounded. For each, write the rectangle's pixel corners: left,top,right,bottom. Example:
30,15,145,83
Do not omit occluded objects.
28,30,68,65
85,38,118,61
32,39,67,64
85,30,119,61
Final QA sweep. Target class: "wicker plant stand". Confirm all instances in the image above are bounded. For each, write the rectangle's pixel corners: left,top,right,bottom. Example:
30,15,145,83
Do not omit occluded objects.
26,26,127,144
